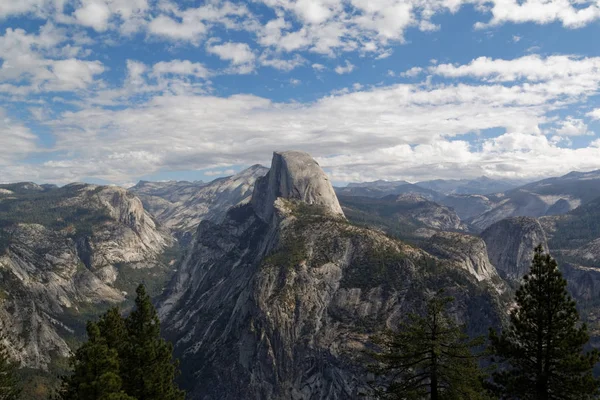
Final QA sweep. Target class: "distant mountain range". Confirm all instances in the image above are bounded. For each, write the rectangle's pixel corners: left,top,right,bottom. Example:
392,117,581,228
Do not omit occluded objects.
2,162,600,399
130,165,268,243
337,176,527,197
337,170,600,231
0,182,173,372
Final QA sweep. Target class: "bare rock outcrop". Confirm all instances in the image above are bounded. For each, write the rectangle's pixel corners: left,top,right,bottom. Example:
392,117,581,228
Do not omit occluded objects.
252,151,344,223
481,216,548,282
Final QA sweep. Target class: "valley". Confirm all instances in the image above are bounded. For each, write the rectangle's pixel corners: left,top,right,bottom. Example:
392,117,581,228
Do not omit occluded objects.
1,152,600,398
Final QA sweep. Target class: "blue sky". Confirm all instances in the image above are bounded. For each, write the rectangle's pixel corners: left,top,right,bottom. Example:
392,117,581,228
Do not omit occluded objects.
2,0,600,186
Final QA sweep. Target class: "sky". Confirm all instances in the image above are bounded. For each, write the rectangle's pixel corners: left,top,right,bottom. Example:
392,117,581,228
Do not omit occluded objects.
3,0,600,186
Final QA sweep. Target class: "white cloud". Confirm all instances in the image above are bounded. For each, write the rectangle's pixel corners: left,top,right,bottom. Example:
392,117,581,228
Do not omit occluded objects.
0,108,39,165
430,55,600,84
23,53,600,183
126,60,147,85
74,0,112,32
376,50,393,59
334,60,355,74
19,60,599,183
5,9,600,184
400,66,423,77
151,60,210,79
208,42,255,66
259,52,305,71
147,2,250,43
51,59,105,89
555,117,591,136
148,15,206,42
474,0,600,29
587,109,600,120
0,0,50,19
0,24,105,94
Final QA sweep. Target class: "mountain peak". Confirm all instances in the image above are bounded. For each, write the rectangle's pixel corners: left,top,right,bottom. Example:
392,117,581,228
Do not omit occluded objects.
251,150,344,222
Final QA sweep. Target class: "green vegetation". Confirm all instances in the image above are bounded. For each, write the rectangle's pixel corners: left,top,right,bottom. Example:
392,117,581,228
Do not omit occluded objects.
368,293,490,400
0,328,20,400
338,194,444,244
488,246,600,399
57,285,184,400
341,244,409,289
546,198,600,249
0,185,112,252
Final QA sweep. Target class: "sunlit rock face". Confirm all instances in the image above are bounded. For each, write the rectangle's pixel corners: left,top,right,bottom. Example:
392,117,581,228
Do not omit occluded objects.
159,150,505,400
0,184,173,369
252,151,345,223
481,216,548,282
131,165,269,241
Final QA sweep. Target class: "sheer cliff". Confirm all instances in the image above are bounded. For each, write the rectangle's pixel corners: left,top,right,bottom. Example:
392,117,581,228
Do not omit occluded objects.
0,183,174,369
159,151,506,400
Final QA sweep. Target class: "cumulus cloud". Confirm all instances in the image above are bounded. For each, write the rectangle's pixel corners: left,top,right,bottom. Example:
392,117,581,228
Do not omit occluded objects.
587,109,600,120
400,67,423,77
430,55,600,83
151,60,210,79
334,60,355,74
555,117,591,136
474,0,600,29
0,108,39,165
147,2,250,43
12,53,600,183
207,42,255,65
74,0,112,31
148,15,206,42
4,5,600,184
0,24,105,95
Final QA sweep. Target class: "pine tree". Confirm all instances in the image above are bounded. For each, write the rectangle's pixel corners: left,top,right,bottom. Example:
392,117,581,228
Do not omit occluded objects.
121,284,185,400
369,292,489,400
96,307,127,356
0,330,20,400
488,245,600,399
58,322,134,400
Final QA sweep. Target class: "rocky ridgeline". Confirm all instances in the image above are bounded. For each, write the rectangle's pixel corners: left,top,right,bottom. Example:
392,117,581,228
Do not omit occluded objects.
252,151,344,222
131,165,268,241
0,184,173,368
159,151,506,400
481,217,549,282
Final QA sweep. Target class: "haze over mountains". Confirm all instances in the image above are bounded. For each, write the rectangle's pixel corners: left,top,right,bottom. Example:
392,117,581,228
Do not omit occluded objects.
1,154,600,398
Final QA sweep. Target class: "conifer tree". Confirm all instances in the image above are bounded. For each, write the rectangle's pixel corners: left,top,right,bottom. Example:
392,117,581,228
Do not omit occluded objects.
0,330,20,400
370,293,489,400
58,322,134,400
488,245,600,399
96,307,127,356
58,286,184,400
121,284,184,400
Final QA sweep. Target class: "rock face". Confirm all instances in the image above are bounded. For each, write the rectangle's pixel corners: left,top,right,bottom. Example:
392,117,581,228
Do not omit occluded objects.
480,217,548,282
338,193,466,240
252,151,344,222
466,170,600,230
538,198,600,303
424,232,502,283
0,183,174,369
159,151,505,400
439,194,494,221
131,165,268,241
335,181,441,200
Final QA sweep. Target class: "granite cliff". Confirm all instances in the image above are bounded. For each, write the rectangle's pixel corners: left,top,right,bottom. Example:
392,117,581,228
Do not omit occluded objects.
159,151,506,400
0,183,174,370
